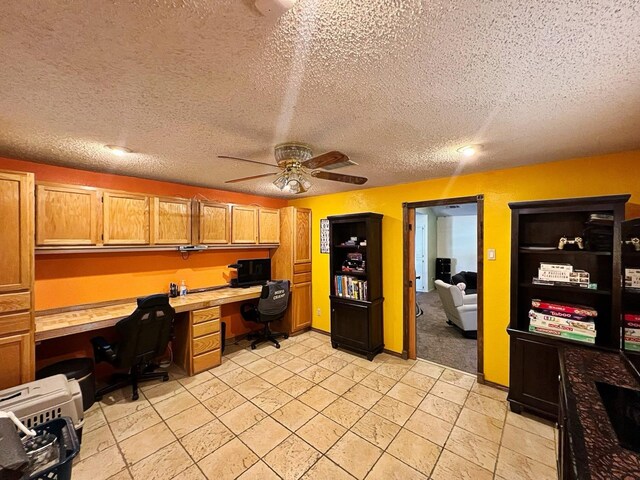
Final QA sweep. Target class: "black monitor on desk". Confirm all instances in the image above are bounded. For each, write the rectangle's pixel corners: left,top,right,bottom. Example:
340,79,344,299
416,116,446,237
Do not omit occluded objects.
232,258,271,287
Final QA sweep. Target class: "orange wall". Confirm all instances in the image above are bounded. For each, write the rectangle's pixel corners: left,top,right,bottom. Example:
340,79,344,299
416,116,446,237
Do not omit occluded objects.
0,157,286,321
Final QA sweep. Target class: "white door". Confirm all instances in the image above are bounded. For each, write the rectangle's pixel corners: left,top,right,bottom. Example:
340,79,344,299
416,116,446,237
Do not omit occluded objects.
415,223,427,292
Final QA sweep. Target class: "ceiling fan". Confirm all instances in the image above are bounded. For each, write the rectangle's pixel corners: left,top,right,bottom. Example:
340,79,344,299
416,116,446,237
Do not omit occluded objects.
219,142,368,194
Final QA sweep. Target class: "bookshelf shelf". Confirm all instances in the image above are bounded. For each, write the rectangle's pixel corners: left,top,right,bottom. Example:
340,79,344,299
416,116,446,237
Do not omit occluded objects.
329,213,383,360
518,283,611,295
335,270,367,277
508,194,629,420
518,248,612,256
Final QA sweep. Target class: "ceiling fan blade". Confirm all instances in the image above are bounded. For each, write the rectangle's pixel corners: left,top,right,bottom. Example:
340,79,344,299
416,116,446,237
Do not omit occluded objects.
302,151,353,170
218,155,280,169
311,170,368,185
225,172,278,184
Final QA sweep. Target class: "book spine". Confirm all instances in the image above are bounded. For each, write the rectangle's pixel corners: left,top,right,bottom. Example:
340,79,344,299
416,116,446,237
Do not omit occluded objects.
529,325,596,343
624,313,640,322
531,299,597,317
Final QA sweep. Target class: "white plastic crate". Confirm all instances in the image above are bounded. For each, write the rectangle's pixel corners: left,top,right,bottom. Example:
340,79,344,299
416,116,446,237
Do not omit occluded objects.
0,374,83,431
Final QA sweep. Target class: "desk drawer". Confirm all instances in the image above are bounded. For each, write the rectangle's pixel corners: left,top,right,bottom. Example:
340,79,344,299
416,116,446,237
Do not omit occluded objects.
293,272,311,284
294,263,311,274
193,333,221,356
193,349,221,374
0,292,31,315
192,306,220,324
193,318,220,338
0,312,31,336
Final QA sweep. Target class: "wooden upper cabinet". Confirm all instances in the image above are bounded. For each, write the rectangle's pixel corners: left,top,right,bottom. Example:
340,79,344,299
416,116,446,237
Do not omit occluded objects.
36,184,99,246
199,202,229,244
152,197,191,245
258,208,280,244
0,171,33,292
294,208,312,263
231,205,258,244
103,191,150,245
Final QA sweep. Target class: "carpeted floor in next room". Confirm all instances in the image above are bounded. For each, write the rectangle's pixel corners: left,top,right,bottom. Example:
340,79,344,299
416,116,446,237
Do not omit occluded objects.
416,291,477,374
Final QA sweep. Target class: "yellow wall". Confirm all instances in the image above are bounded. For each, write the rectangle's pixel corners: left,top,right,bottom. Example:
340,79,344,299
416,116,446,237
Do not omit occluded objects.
290,150,640,386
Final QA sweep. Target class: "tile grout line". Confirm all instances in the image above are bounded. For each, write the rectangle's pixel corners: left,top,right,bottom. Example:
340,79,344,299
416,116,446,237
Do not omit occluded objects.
79,333,522,480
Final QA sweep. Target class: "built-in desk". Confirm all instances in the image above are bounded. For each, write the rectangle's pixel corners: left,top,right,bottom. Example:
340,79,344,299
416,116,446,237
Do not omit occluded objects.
35,286,263,375
35,286,263,341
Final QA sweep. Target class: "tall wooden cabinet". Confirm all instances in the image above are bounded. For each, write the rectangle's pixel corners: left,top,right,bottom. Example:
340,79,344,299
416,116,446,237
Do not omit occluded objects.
0,170,35,389
507,194,628,419
271,207,312,333
329,213,384,360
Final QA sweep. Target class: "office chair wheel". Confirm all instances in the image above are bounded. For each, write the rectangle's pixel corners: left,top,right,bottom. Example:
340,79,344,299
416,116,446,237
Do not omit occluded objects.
251,344,257,350
162,374,169,382
275,343,281,349
284,334,289,339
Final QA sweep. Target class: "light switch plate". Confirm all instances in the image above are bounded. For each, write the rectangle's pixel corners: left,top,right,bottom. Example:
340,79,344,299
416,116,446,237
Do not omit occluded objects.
488,248,496,260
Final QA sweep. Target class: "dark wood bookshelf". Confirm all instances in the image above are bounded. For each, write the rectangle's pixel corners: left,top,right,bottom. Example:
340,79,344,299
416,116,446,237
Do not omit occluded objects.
508,194,629,420
622,218,640,366
328,212,383,360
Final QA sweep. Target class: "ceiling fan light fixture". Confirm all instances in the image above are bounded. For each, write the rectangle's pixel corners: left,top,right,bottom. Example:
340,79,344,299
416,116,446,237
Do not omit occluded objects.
288,180,301,194
300,176,312,191
274,142,312,165
273,174,288,190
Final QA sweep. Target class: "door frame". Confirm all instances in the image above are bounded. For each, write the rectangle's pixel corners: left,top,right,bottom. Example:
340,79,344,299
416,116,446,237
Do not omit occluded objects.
414,216,427,292
402,194,485,380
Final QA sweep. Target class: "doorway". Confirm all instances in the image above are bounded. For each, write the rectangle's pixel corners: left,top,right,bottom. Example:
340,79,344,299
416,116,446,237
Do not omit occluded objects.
403,195,485,379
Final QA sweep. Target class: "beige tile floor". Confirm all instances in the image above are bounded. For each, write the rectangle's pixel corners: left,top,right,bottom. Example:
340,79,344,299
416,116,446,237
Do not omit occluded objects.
74,331,558,480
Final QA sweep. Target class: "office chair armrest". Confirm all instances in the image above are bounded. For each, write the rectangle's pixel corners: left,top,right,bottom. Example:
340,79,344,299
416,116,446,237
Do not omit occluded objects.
91,336,117,363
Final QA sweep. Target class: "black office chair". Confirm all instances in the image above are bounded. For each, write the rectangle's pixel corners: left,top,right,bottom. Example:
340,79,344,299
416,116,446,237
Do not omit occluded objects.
241,280,291,350
91,294,175,401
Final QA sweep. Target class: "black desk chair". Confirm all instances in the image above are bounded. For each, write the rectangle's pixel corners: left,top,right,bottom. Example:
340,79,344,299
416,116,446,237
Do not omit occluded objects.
241,280,290,350
91,294,175,401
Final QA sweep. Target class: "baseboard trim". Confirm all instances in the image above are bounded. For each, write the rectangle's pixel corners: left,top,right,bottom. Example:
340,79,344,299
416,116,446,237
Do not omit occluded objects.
476,373,508,391
310,329,403,359
310,327,330,336
383,348,403,358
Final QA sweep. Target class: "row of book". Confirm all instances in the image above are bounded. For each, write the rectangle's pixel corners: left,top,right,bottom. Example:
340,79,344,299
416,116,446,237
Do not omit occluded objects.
532,262,593,289
528,299,597,344
334,275,368,300
625,313,640,352
625,268,640,291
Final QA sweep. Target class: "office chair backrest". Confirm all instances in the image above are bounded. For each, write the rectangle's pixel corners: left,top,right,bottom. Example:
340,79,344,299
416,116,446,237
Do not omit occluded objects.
114,294,175,369
257,280,291,322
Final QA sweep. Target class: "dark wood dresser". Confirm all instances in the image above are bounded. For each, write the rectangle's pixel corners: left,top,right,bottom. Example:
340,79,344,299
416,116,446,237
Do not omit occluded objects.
558,346,640,479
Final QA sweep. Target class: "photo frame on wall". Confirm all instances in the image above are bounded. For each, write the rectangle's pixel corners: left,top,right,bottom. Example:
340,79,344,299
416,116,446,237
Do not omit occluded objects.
320,218,330,253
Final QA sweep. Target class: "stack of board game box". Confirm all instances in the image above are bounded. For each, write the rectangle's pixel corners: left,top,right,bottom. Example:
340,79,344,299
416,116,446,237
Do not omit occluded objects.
624,313,640,352
532,262,591,288
528,299,597,344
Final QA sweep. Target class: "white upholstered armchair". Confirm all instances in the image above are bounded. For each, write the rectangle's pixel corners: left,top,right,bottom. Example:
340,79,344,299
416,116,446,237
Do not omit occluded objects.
434,280,477,337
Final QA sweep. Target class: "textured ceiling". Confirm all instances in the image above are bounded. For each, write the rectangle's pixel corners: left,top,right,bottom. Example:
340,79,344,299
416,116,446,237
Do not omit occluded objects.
0,0,639,198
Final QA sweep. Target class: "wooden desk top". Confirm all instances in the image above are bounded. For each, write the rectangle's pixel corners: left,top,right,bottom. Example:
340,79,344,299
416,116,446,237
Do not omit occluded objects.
35,286,263,341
